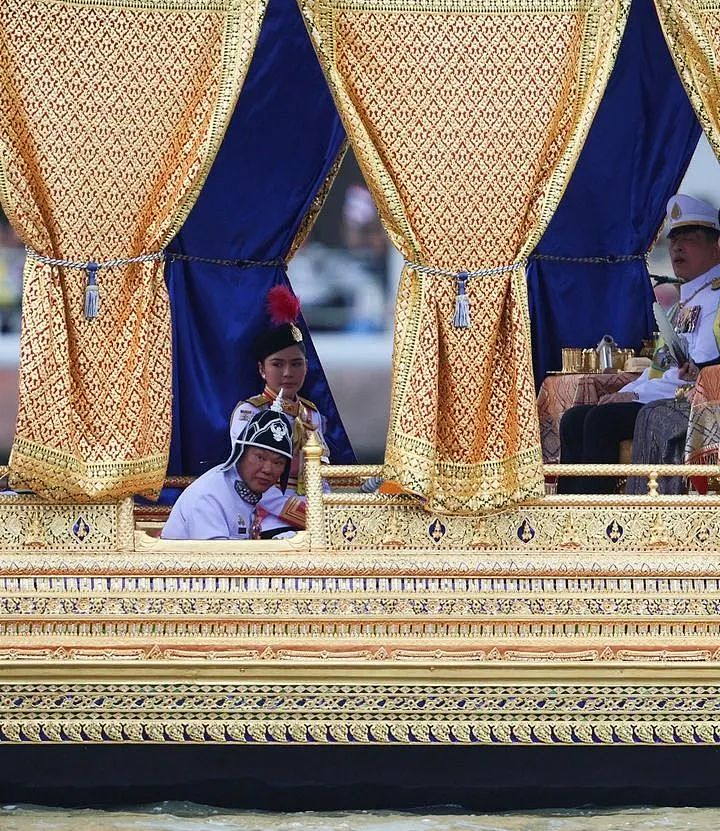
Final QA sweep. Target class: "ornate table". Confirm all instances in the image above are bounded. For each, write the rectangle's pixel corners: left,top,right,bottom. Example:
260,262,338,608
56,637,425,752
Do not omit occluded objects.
538,371,640,463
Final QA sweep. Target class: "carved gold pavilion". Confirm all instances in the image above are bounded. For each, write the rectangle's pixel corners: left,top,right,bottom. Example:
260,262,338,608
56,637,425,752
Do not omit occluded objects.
2,441,720,746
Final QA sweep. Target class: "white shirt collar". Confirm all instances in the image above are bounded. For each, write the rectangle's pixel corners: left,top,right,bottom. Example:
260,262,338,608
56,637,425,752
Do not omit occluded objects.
680,263,720,301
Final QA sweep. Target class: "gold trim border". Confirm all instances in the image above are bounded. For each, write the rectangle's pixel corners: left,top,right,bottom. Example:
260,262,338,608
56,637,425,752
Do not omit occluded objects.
2,663,720,744
287,142,348,260
5,472,720,744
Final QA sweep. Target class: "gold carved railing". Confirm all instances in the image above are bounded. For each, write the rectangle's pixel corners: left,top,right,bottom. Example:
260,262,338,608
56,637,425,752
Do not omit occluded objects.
304,430,720,553
3,443,720,745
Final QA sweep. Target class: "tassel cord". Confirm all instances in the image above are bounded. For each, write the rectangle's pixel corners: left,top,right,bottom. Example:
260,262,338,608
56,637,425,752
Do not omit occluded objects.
84,263,99,319
25,247,165,271
405,259,526,330
25,247,287,320
453,270,470,328
404,259,525,280
403,253,647,329
25,247,166,321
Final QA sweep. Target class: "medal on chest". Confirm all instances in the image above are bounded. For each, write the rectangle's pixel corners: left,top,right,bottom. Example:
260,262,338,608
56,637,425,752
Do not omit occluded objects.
250,509,263,540
676,304,700,334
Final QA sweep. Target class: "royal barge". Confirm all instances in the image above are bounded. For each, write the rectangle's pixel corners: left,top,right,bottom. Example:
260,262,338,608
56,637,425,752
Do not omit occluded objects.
3,0,720,809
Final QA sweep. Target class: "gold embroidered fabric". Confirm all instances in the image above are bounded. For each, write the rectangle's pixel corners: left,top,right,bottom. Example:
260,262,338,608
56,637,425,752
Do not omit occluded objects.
288,142,348,260
654,1,720,164
300,0,629,512
0,0,265,500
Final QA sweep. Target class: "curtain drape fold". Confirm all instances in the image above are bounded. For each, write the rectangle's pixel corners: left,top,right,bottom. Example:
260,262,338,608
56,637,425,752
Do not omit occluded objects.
166,0,354,482
300,0,630,512
0,0,265,500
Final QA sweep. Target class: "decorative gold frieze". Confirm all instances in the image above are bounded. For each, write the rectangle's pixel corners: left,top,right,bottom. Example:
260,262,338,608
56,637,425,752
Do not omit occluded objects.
322,497,720,553
4,466,720,745
2,678,720,744
2,618,720,642
2,589,720,620
2,573,720,594
0,495,133,553
0,644,719,663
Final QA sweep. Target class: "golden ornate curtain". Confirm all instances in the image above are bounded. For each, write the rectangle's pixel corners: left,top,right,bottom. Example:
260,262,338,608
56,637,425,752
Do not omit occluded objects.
654,1,720,162
0,0,265,501
300,0,629,513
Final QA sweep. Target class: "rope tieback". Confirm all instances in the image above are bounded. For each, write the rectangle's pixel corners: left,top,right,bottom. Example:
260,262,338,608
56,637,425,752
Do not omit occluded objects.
405,252,648,329
25,247,287,320
531,252,647,265
25,247,165,319
404,259,526,329
166,252,287,269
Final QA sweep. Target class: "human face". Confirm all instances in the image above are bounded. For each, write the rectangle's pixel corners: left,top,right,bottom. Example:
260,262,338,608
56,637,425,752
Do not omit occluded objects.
669,228,720,282
237,447,287,493
259,345,307,398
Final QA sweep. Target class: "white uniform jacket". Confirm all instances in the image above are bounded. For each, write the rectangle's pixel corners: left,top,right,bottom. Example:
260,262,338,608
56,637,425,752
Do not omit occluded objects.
622,264,720,404
161,464,286,540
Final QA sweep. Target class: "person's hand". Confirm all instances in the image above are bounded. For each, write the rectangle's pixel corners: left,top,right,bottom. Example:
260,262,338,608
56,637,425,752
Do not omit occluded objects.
597,391,638,405
678,360,699,381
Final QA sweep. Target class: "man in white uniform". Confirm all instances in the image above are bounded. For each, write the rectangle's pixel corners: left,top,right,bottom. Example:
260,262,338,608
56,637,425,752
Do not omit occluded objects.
559,194,720,494
162,408,294,540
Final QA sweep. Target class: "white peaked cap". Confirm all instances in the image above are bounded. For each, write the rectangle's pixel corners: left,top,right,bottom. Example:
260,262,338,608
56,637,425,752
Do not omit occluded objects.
665,194,720,236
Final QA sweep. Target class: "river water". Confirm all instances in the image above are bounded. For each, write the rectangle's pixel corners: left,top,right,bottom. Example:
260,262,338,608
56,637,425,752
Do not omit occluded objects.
3,805,720,830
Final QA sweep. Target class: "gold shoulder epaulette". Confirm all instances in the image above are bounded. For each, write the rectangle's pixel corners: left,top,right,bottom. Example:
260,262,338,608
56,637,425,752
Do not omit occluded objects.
298,395,318,412
246,393,270,407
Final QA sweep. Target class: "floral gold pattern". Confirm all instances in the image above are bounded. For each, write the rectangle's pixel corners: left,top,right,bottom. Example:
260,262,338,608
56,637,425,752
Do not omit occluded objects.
654,1,720,167
3,678,720,745
0,0,266,500
300,0,630,512
0,494,133,552
320,493,720,554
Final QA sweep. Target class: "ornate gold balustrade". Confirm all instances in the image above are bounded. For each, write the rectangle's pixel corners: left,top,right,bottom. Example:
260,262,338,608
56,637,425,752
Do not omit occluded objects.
3,448,720,745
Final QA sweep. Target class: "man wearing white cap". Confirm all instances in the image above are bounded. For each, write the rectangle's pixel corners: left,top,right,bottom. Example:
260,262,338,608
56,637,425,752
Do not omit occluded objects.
161,407,295,540
559,194,720,494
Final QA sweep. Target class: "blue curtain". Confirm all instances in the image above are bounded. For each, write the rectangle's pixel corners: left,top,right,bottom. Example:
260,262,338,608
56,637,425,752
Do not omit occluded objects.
166,0,354,478
527,0,702,389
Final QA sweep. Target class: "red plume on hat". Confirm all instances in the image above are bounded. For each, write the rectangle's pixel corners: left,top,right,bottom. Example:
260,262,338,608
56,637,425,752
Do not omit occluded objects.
254,285,306,361
267,285,301,326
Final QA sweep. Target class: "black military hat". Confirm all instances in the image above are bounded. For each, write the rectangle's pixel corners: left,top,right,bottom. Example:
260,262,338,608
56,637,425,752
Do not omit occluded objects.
253,284,306,361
